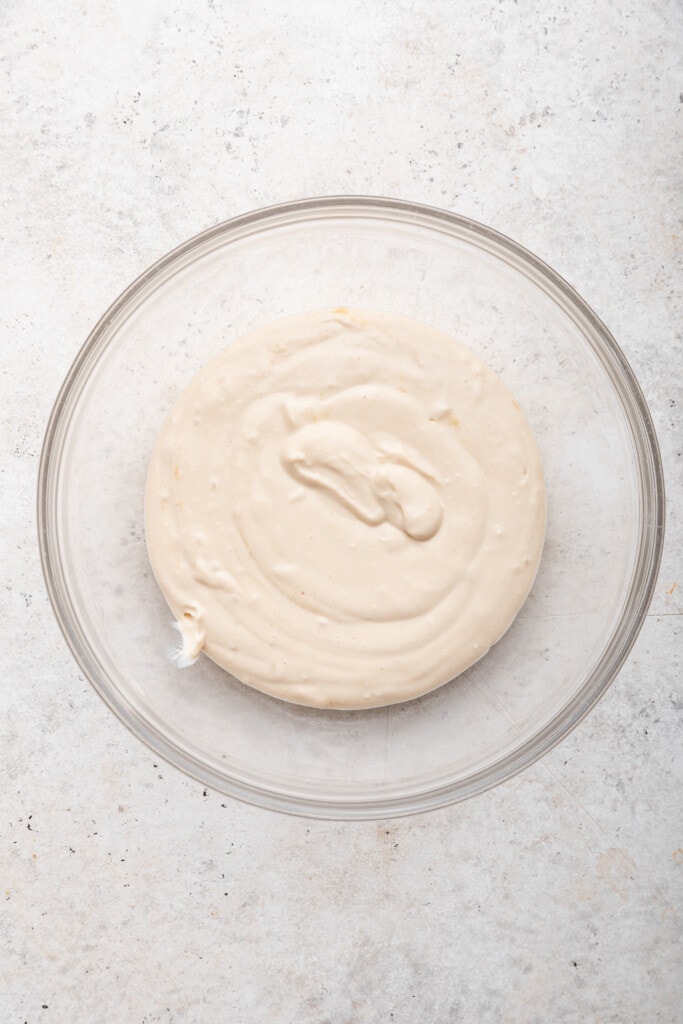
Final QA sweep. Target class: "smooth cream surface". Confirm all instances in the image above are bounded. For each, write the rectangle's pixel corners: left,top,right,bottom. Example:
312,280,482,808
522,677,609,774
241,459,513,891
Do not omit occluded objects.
145,309,546,709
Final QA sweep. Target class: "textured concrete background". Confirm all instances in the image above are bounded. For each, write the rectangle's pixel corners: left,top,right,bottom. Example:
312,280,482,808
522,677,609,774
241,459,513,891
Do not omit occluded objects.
1,1,681,1022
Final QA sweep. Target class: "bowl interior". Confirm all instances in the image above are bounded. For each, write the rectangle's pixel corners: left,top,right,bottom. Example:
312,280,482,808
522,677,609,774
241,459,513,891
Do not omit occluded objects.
42,199,662,816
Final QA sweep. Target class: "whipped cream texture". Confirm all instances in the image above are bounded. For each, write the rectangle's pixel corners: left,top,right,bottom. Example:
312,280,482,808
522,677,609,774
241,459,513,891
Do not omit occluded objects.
145,308,546,708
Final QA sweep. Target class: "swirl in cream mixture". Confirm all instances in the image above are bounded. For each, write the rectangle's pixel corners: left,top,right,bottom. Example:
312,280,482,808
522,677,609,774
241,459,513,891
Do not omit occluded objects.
145,308,546,708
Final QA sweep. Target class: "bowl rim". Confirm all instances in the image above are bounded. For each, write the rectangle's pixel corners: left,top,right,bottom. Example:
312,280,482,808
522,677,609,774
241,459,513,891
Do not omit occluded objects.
37,195,666,819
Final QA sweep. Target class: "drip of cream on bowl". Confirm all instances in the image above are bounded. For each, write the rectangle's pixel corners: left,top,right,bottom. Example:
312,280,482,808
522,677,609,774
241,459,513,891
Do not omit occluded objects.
145,308,546,709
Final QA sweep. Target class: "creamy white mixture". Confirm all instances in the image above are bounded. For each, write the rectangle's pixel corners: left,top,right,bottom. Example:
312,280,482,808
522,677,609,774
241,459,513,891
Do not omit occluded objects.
145,308,546,709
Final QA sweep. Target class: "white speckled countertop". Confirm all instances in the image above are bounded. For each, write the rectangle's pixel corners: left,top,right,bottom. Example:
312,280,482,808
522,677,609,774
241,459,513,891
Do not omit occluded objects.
2,2,681,1021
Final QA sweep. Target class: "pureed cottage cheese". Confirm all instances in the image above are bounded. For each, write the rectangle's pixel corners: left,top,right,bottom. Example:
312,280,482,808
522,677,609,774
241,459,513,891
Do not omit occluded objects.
145,309,546,709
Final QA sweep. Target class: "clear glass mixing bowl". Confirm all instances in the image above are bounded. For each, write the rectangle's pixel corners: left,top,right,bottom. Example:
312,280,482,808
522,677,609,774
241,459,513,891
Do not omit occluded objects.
38,197,664,818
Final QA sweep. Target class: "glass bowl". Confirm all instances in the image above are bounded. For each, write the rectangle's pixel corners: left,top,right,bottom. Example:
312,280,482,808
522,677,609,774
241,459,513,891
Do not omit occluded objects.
38,197,664,819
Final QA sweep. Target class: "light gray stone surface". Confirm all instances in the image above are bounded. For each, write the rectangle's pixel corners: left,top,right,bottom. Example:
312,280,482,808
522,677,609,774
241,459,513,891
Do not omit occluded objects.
1,1,681,1022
